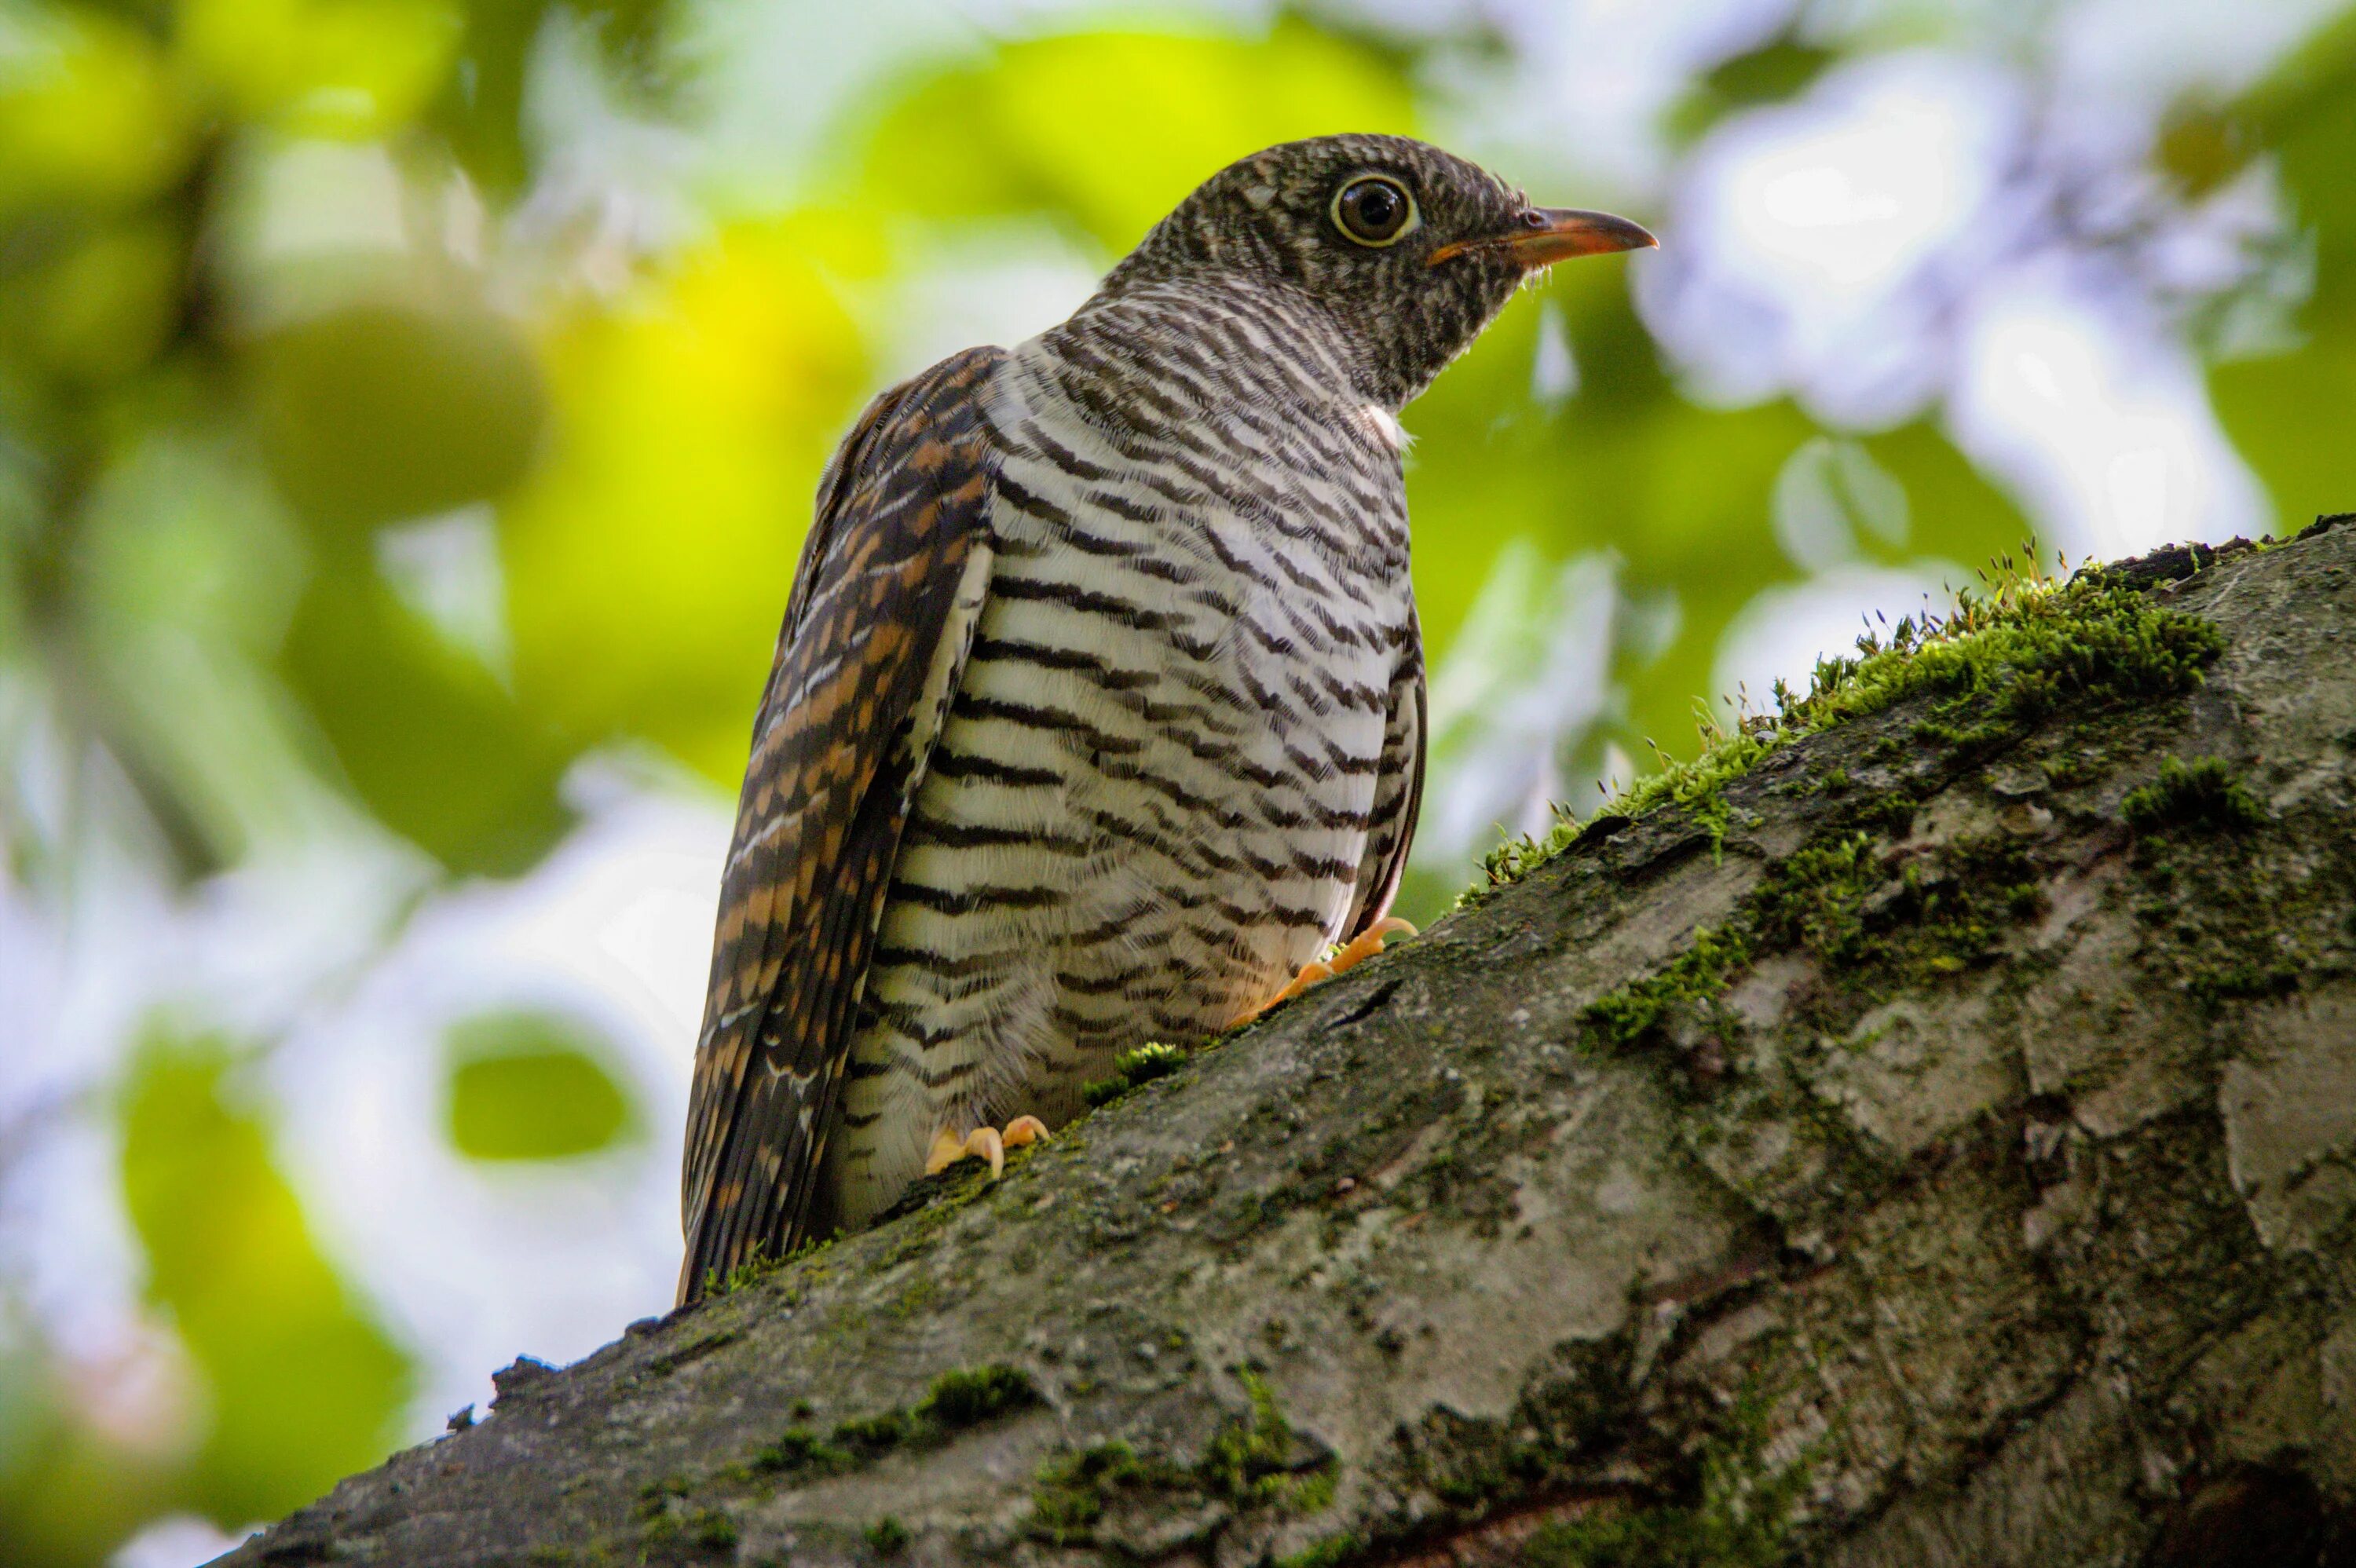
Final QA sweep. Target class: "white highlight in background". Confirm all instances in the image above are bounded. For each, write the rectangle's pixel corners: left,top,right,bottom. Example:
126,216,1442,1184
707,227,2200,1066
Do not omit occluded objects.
1644,49,2021,422
1950,269,2268,558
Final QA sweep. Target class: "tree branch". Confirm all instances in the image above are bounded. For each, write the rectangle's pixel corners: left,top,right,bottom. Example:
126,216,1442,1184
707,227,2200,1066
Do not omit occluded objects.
224,517,2356,1568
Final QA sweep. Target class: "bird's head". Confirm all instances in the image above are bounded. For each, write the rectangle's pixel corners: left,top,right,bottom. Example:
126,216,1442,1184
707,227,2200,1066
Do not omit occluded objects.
1100,133,1655,409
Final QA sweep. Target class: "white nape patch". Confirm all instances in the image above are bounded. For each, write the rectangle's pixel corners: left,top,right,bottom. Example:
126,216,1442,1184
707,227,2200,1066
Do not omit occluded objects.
1362,404,1412,452
1244,184,1279,210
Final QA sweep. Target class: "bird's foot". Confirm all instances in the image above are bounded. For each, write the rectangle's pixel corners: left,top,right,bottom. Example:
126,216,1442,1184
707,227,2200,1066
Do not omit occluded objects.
1230,917,1416,1027
924,1115,1050,1179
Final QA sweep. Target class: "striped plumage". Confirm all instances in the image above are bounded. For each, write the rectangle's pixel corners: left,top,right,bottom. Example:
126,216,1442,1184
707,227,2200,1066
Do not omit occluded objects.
680,135,1654,1301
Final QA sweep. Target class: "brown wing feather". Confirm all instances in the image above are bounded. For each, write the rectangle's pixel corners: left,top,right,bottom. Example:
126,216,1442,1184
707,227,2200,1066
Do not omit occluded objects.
1344,625,1426,942
678,345,1005,1303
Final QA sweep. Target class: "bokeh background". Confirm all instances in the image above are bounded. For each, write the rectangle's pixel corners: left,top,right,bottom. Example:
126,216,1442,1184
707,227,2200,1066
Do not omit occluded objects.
2,0,2351,1559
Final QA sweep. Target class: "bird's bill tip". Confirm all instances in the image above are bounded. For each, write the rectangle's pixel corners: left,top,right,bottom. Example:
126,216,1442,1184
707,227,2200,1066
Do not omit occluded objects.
1430,207,1658,268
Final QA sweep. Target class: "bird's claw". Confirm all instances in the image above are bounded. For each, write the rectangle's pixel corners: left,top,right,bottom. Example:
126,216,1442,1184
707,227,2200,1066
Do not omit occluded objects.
925,1115,1050,1179
1231,916,1417,1026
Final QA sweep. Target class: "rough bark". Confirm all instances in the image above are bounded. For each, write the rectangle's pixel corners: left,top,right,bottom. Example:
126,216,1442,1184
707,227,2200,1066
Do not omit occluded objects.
225,519,2356,1568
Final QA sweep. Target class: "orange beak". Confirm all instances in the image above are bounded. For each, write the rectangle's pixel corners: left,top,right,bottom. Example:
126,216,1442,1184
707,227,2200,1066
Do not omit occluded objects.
1429,207,1659,268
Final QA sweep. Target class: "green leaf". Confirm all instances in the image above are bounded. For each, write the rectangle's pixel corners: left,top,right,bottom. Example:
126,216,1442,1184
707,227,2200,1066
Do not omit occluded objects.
177,0,460,138
279,542,576,875
444,1011,638,1161
118,1033,412,1526
253,298,547,535
2208,6,2356,532
1664,35,1839,147
0,6,192,220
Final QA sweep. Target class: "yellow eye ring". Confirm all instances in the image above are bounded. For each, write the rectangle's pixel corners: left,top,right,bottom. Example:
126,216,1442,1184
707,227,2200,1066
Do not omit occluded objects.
1331,174,1420,247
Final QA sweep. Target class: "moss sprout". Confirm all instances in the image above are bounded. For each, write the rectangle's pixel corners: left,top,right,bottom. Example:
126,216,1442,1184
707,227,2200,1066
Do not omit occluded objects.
749,1427,853,1476
863,1517,911,1555
1582,927,1754,1051
747,1365,1039,1486
2122,756,2265,834
687,1510,739,1550
914,1364,1038,1428
1084,1042,1187,1107
1027,1442,1192,1544
699,1243,773,1300
635,1475,691,1516
698,1230,837,1301
1199,1369,1327,1510
1275,1532,1363,1568
831,1408,913,1455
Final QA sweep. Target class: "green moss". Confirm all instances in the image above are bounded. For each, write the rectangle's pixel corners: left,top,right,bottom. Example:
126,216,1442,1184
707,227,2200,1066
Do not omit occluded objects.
1616,726,1776,840
1524,1398,1805,1568
832,1408,913,1455
863,1517,911,1555
635,1475,692,1517
1027,1442,1194,1544
2121,785,2350,1017
688,1511,739,1550
1582,926,1754,1051
698,1230,837,1301
1466,566,2226,901
748,1365,1039,1485
2186,956,2302,1011
1524,1497,1784,1568
700,1244,773,1300
637,1500,737,1552
1199,1369,1331,1511
1025,1372,1337,1545
1814,835,2045,1004
645,1328,741,1377
1083,1042,1187,1107
1582,830,2048,1052
1275,1532,1362,1568
915,1364,1038,1428
884,1274,938,1321
2123,756,2265,833
749,1427,853,1476
1747,834,1876,958
2135,891,2308,1013
1465,816,1582,907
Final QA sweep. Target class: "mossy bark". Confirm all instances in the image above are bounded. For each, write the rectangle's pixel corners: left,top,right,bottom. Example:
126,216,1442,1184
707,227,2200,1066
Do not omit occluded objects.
222,521,2356,1568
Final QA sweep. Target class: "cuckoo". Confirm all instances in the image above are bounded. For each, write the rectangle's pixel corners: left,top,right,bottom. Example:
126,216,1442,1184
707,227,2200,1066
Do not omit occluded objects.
678,134,1653,1302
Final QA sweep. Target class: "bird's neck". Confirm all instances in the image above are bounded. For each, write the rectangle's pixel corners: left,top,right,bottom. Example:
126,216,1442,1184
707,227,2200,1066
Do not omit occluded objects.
1054,272,1395,418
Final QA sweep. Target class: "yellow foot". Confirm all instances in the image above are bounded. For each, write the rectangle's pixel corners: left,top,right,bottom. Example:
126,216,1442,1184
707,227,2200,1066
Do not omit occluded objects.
924,1115,1050,1179
1230,916,1417,1027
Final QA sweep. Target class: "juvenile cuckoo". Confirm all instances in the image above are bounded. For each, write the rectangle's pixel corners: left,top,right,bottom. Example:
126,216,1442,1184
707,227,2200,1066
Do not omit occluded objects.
679,134,1652,1301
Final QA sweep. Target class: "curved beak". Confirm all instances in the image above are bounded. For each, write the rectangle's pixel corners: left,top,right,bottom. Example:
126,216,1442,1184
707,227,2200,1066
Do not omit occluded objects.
1429,207,1659,269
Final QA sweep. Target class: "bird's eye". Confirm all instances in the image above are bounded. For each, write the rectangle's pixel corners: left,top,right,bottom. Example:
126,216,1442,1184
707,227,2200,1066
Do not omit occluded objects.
1331,175,1418,247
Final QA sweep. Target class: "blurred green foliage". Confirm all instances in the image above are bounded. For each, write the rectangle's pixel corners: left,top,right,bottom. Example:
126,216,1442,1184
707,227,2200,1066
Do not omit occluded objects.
861,23,1416,247
501,212,876,781
116,1036,410,1524
444,1011,636,1160
2208,7,2356,528
2,1,2354,1562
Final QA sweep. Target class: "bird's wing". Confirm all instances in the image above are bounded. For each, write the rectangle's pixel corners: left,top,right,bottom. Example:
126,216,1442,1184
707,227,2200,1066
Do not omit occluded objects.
678,345,1005,1304
1343,620,1426,942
